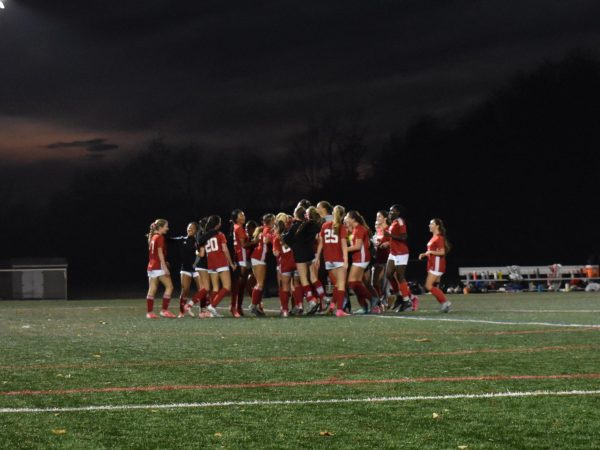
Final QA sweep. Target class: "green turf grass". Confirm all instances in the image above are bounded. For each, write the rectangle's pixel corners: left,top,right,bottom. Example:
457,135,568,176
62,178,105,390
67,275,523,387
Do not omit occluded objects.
1,292,599,449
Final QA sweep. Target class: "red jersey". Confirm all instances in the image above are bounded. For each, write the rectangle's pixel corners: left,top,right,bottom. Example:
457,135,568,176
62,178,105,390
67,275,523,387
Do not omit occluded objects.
273,235,296,273
389,217,409,255
351,224,371,264
251,225,273,261
147,234,166,270
374,226,390,264
233,223,249,265
427,234,446,274
320,221,347,263
205,232,229,270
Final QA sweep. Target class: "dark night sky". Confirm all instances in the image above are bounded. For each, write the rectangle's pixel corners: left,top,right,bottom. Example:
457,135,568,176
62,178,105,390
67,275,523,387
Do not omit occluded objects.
2,0,600,168
1,0,600,265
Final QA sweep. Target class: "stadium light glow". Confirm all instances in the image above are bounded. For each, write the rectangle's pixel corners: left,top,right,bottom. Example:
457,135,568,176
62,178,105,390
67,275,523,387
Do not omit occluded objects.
0,2,5,9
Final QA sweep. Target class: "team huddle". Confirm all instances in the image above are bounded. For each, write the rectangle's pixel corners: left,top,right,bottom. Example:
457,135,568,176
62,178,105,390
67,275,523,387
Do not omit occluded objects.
145,200,451,319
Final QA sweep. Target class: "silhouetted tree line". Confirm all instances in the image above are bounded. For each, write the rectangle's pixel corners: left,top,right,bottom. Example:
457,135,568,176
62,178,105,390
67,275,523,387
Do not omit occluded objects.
2,51,599,292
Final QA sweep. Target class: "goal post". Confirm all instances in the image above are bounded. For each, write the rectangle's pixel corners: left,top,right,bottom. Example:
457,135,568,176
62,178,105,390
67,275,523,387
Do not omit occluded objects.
0,265,68,300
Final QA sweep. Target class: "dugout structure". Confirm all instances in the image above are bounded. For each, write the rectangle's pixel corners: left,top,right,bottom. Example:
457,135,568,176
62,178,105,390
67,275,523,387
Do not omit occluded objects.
0,258,68,300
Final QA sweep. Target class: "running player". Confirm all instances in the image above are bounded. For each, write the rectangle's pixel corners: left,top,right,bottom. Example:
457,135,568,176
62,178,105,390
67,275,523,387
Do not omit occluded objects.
315,205,349,317
418,218,452,313
204,215,237,317
384,204,418,312
145,219,176,319
345,210,373,314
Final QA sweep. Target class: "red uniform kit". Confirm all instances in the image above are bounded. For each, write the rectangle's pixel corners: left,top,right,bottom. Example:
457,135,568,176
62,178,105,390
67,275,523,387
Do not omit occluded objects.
273,235,296,274
233,223,249,266
320,221,347,265
389,218,409,255
251,226,273,263
374,226,390,264
148,234,166,270
350,224,371,267
205,232,229,271
427,235,446,275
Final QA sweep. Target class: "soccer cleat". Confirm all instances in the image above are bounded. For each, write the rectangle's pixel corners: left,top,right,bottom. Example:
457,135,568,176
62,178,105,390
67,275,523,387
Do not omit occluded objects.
371,305,382,314
280,310,289,318
177,312,185,319
248,304,260,317
306,300,319,315
335,309,350,317
207,305,223,318
440,301,452,313
198,309,211,318
230,307,241,318
184,303,195,318
257,303,266,316
411,296,419,311
237,307,245,317
290,305,304,316
353,307,369,315
391,295,404,311
160,310,176,318
397,299,413,312
146,312,159,319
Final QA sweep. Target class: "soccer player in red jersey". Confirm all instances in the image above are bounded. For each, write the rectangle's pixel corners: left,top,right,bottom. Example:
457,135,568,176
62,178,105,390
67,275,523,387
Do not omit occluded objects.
372,211,391,308
272,215,298,317
315,205,349,317
231,209,256,317
249,214,275,316
384,204,418,312
419,218,452,313
345,210,374,314
203,215,237,317
145,219,176,319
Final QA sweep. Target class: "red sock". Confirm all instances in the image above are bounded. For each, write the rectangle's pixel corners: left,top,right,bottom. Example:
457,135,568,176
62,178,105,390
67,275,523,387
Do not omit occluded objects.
179,295,186,313
230,282,238,309
146,296,154,313
292,285,303,308
348,281,369,308
399,281,410,299
212,288,230,307
209,291,217,306
162,296,171,310
251,287,263,305
279,289,290,311
302,285,315,302
333,289,346,310
389,278,399,293
430,287,447,304
192,289,207,304
313,280,325,300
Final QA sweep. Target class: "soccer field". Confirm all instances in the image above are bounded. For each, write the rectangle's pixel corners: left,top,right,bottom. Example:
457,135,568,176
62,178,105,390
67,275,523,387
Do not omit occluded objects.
1,293,599,449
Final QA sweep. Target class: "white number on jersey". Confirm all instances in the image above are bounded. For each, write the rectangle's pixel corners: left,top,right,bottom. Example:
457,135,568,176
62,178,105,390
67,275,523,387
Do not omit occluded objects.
206,237,219,253
324,229,339,244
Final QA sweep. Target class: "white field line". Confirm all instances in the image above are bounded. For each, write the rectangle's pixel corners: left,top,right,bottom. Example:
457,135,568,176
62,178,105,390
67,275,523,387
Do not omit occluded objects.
377,316,600,328
1,390,599,414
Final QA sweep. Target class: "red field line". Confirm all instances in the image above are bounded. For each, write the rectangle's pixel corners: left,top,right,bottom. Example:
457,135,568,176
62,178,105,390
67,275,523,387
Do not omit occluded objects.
0,344,594,371
3,373,600,397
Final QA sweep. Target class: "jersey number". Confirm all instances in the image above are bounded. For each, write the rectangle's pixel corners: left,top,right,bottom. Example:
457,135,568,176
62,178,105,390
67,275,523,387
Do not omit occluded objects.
206,237,219,252
324,229,339,244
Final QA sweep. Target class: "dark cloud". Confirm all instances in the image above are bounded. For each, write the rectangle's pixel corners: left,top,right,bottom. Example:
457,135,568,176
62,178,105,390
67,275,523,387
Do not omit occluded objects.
2,1,600,152
45,138,119,152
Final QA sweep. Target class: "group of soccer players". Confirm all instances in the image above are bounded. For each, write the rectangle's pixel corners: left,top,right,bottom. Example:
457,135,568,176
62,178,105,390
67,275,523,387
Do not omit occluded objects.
145,200,452,319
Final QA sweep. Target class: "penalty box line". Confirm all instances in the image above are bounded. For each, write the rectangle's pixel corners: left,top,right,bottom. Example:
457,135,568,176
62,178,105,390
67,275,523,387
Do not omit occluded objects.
377,316,600,328
1,390,600,414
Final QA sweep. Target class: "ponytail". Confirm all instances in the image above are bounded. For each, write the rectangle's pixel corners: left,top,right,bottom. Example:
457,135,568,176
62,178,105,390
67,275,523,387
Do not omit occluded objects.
146,218,167,244
432,218,452,254
332,205,345,236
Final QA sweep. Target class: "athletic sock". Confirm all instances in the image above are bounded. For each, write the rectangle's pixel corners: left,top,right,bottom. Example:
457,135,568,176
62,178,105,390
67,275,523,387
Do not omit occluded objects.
302,285,315,302
161,296,171,310
333,288,346,310
251,286,263,305
313,280,325,299
279,289,290,311
293,286,304,307
348,281,369,308
399,281,411,300
179,295,186,313
146,296,154,313
430,286,447,304
211,288,230,307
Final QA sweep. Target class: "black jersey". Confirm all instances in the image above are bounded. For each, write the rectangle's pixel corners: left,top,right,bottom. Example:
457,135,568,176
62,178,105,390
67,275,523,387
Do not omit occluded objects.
282,219,322,264
168,235,198,272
